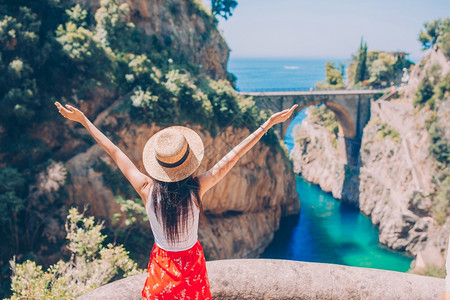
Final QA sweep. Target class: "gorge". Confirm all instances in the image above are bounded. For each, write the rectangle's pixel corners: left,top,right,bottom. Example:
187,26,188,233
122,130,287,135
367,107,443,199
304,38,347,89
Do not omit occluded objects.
288,47,450,273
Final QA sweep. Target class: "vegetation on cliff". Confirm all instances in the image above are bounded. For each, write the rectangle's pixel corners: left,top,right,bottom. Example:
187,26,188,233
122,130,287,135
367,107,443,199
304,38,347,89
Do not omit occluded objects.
347,39,413,88
418,18,450,59
315,62,345,90
0,0,281,297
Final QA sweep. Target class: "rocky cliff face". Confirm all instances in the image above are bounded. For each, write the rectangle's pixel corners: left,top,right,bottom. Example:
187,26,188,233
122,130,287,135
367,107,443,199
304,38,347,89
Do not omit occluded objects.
66,111,299,260
291,115,346,200
290,49,450,263
78,0,229,80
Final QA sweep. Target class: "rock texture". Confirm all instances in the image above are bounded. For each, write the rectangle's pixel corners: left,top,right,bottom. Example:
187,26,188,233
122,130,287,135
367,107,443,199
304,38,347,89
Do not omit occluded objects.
291,113,347,200
66,113,299,259
290,49,450,264
78,0,229,80
78,259,445,300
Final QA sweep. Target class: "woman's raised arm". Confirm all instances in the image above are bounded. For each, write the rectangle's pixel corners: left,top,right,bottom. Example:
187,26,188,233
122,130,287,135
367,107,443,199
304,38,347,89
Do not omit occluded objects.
197,104,297,198
55,102,152,206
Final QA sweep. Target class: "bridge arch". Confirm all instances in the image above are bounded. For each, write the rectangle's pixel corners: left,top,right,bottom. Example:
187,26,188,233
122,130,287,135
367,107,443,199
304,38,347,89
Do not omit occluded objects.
282,101,355,140
240,89,385,143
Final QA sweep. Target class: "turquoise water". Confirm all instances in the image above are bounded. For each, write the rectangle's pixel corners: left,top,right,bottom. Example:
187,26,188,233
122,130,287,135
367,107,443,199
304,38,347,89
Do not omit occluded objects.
227,58,413,272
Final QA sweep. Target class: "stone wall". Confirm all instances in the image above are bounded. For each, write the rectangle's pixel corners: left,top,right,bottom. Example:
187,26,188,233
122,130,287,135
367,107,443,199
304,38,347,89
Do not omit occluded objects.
78,259,445,300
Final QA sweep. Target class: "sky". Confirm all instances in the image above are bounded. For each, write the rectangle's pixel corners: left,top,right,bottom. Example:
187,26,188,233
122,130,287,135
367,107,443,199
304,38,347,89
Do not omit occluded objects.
203,0,450,61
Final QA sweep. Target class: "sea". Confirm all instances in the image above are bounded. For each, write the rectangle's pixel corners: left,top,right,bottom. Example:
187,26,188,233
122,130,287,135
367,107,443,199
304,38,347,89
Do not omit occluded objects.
227,57,412,272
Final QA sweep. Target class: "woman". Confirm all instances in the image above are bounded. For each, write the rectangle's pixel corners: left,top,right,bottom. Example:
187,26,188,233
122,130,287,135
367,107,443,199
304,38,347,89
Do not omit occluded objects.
55,101,297,299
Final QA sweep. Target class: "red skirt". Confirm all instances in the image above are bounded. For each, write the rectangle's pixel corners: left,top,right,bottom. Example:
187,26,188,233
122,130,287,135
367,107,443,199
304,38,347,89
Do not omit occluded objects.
142,240,212,299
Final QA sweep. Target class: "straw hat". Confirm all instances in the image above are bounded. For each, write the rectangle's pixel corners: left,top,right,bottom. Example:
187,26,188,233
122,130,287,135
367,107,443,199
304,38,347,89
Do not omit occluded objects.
142,126,204,182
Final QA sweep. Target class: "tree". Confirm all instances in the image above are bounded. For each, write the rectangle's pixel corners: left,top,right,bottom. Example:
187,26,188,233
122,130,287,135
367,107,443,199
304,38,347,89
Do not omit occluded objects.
438,18,450,59
418,19,442,50
315,62,345,90
355,38,368,84
211,0,238,20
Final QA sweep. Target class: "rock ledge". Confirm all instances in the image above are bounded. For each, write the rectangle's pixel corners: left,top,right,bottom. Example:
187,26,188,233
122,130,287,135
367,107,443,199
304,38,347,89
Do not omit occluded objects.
78,259,444,300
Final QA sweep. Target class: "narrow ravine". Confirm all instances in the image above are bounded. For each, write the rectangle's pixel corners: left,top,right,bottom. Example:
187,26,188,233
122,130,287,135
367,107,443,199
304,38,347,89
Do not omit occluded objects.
261,112,413,272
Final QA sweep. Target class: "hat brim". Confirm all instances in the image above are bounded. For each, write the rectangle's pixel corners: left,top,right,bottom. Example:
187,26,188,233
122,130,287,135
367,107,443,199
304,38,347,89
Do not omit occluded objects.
142,126,204,182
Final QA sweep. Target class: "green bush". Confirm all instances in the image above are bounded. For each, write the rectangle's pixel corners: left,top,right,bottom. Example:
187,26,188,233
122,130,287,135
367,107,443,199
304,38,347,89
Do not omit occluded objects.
414,77,435,107
436,74,450,100
308,105,339,148
9,208,141,299
427,122,449,166
376,122,401,143
432,175,450,225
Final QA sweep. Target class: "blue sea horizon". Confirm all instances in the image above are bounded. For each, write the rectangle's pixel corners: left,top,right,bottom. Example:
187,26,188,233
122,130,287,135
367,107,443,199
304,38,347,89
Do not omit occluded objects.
228,57,349,92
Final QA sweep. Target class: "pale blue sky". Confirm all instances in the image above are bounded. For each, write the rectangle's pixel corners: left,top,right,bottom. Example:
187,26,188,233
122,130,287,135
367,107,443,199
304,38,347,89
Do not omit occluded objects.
203,0,450,61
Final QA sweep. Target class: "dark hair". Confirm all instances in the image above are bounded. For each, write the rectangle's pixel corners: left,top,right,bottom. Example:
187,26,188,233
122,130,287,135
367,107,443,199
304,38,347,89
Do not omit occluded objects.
151,176,200,244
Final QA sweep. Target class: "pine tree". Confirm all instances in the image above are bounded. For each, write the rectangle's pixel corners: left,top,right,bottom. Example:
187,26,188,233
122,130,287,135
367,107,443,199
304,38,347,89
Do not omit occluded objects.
355,38,368,84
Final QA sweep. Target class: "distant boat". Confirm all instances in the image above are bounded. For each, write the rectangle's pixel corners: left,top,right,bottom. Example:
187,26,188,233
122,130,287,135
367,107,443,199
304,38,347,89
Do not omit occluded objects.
284,66,299,70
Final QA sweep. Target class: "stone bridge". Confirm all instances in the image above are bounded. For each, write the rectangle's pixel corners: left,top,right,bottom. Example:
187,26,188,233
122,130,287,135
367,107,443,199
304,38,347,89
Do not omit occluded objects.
239,89,388,165
240,90,386,140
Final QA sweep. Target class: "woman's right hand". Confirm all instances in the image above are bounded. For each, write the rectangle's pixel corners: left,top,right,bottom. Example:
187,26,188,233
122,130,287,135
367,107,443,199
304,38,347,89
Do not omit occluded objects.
266,104,298,128
54,101,86,124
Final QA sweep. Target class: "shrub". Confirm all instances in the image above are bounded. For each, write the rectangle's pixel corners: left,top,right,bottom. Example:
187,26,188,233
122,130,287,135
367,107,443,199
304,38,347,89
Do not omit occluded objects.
308,105,339,148
432,175,450,225
414,76,434,107
9,208,141,299
427,122,450,166
412,264,446,278
376,122,401,144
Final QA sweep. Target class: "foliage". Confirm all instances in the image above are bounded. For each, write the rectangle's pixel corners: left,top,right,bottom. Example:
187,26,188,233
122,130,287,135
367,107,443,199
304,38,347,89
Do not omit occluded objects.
435,74,450,100
414,76,435,107
211,0,238,20
308,105,339,148
427,121,449,167
419,18,450,59
418,19,442,50
354,38,368,85
0,167,25,253
439,19,450,59
347,40,413,88
432,174,450,226
315,62,345,90
0,0,283,296
412,263,446,278
9,208,141,299
375,122,401,144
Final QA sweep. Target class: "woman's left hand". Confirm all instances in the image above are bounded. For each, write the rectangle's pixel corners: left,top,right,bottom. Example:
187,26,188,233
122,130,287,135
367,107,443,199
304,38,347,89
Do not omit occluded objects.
54,101,85,124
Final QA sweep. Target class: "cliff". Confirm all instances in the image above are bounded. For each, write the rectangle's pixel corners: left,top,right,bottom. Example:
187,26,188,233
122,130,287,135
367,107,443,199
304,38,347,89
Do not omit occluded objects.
78,0,229,80
291,112,346,200
0,0,298,283
290,48,450,267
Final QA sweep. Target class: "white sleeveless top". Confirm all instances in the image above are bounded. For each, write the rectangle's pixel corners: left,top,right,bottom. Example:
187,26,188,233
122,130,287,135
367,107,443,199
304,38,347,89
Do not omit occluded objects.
146,186,200,251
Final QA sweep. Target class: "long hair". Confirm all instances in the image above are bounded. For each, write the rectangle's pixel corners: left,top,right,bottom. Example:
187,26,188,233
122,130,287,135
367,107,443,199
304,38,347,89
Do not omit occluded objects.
151,176,200,244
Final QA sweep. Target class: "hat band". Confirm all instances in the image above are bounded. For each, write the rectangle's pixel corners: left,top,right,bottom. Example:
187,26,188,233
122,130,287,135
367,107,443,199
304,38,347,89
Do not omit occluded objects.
156,145,190,169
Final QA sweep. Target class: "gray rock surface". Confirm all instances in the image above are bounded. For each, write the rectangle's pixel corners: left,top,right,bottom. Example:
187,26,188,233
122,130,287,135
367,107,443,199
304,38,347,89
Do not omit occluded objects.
78,259,444,300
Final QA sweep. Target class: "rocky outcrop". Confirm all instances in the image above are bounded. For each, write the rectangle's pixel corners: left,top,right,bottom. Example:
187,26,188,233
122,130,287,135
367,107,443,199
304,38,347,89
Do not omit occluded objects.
359,101,441,255
290,114,347,200
78,259,445,300
289,49,450,264
78,0,229,80
66,112,299,260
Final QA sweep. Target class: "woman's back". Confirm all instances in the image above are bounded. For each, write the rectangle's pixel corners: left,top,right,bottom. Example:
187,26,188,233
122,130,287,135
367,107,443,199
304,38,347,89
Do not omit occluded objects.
146,186,200,252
